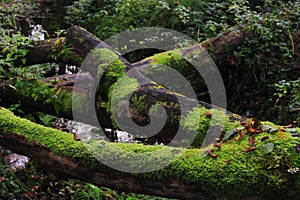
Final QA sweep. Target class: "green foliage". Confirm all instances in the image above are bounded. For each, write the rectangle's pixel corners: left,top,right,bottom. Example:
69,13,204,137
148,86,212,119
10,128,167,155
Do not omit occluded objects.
0,155,167,199
66,0,250,41
0,1,67,116
272,78,300,126
217,0,300,124
0,155,46,200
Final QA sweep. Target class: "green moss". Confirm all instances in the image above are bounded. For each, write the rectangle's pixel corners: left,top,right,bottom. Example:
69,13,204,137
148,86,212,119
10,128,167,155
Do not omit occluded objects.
143,49,207,98
0,108,101,169
146,49,183,66
86,140,182,173
50,37,84,64
144,49,190,75
88,48,140,128
0,107,299,199
107,76,139,128
182,107,240,147
145,130,300,199
53,37,66,47
91,48,126,90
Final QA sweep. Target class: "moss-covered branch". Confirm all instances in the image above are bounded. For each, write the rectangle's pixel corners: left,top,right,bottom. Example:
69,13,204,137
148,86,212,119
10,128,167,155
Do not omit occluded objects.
20,24,251,68
0,108,299,199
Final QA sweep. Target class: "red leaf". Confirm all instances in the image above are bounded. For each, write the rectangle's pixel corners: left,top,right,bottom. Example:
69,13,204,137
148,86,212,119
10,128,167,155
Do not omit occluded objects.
241,121,248,126
249,137,255,146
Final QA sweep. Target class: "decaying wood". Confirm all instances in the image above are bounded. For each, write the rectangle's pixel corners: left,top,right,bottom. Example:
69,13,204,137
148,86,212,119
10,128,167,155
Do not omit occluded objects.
0,107,298,200
5,24,252,68
1,25,250,142
0,129,214,200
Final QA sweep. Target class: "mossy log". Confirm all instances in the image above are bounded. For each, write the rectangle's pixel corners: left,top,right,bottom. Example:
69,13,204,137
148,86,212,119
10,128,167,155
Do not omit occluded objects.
0,108,300,199
1,25,251,142
17,24,251,68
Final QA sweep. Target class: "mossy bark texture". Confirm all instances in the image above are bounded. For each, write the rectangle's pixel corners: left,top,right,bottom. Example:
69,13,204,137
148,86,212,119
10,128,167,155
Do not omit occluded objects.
0,108,299,200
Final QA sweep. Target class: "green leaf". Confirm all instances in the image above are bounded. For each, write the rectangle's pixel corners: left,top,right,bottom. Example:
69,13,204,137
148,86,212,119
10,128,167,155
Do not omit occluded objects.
287,128,297,133
261,125,278,133
34,94,39,101
54,104,60,115
260,143,274,155
20,49,28,57
21,58,26,65
6,52,13,59
223,129,236,140
236,127,245,131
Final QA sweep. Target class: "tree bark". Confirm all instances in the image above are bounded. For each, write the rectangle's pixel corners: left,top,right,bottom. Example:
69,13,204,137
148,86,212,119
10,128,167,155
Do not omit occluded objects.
0,130,214,200
20,25,251,67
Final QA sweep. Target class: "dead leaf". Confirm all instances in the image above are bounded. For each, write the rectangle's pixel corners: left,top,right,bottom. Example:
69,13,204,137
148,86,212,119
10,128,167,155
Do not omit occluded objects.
260,136,270,142
245,146,257,152
211,153,218,158
249,137,255,146
278,126,286,132
226,160,231,164
205,111,212,118
214,143,221,150
237,130,245,139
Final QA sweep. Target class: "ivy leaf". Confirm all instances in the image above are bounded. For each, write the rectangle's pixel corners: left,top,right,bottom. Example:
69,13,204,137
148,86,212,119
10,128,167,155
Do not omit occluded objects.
262,125,278,133
236,127,245,131
260,143,274,155
20,49,28,57
21,58,27,65
287,128,297,133
223,129,236,140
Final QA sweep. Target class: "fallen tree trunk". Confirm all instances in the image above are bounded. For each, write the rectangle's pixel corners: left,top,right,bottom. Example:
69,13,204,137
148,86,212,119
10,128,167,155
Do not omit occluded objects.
0,108,299,200
0,71,237,144
0,131,214,200
7,25,252,68
1,25,249,142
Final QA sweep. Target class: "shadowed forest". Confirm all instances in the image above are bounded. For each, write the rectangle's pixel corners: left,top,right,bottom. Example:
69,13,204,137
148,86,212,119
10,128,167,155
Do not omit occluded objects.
0,0,299,199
